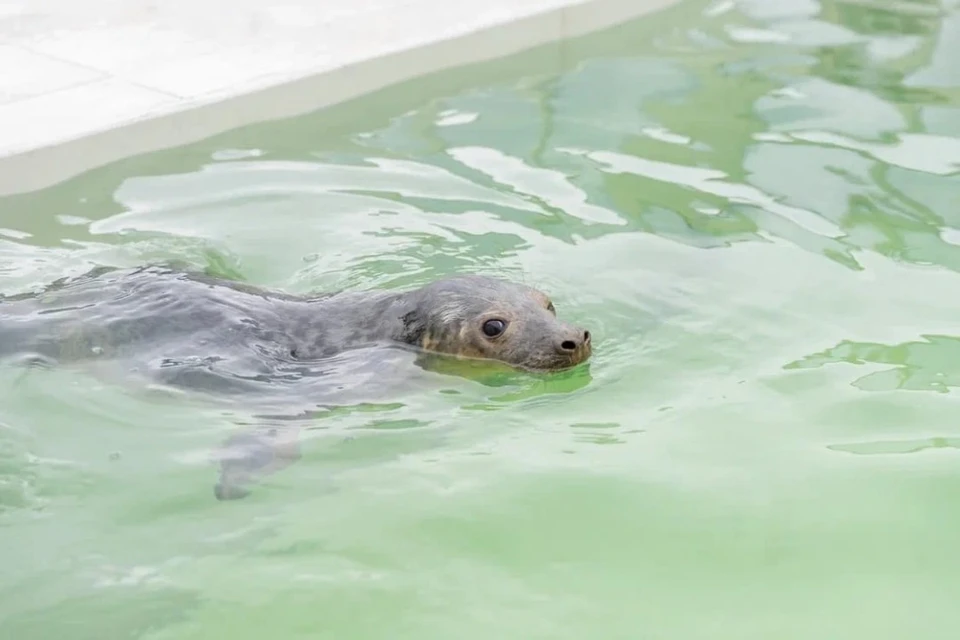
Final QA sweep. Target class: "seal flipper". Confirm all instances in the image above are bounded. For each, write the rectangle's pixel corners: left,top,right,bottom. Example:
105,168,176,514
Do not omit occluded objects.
213,426,302,501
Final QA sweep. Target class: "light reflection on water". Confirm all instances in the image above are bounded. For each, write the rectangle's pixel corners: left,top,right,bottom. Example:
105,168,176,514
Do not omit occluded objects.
2,0,960,637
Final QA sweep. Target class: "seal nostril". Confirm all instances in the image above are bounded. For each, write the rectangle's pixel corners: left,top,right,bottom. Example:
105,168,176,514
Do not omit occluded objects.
560,340,577,352
583,330,591,343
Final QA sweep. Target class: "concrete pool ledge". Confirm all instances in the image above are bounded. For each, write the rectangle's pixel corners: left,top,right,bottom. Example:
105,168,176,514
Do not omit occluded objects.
0,0,682,197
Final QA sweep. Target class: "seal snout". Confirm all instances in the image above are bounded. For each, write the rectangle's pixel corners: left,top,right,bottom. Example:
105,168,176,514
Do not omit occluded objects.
555,327,592,364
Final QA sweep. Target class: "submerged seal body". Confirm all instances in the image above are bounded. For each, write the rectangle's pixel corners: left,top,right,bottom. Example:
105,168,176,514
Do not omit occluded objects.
0,265,591,377
0,265,592,498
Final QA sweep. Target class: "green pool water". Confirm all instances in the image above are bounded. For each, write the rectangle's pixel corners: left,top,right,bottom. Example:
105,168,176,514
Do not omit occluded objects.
3,0,960,637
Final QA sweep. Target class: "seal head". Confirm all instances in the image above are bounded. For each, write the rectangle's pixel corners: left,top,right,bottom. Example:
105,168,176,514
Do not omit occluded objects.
400,275,591,372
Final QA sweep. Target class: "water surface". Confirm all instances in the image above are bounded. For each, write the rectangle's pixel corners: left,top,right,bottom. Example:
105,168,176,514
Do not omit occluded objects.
2,0,960,637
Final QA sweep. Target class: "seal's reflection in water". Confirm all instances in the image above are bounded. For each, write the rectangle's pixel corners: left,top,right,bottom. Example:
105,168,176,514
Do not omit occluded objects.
210,345,594,500
0,265,593,500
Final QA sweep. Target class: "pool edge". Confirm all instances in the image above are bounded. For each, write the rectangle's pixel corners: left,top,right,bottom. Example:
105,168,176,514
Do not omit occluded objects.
0,0,683,197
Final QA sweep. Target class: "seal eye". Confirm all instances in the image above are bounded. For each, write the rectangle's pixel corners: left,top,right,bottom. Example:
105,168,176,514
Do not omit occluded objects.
481,319,507,338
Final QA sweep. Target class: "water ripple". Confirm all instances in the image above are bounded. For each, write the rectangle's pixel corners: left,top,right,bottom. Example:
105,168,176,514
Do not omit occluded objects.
3,1,960,633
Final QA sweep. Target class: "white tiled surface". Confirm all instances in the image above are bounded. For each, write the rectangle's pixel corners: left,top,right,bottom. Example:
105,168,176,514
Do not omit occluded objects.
0,44,103,104
0,0,682,195
0,79,177,152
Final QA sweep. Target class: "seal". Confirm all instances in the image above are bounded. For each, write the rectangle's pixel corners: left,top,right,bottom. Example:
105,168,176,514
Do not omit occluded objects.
0,265,593,498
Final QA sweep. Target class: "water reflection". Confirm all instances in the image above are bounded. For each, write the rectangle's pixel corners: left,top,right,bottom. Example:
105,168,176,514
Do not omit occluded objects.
829,436,960,456
0,0,956,283
0,587,201,640
785,334,960,393
1,1,960,636
0,0,956,468
0,0,955,455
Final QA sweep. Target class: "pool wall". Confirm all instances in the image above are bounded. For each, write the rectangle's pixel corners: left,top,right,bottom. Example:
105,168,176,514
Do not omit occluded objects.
0,0,683,197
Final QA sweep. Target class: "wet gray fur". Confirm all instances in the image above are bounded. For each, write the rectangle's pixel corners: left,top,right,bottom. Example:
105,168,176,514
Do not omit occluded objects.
0,265,590,385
